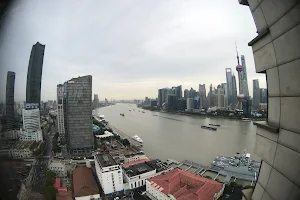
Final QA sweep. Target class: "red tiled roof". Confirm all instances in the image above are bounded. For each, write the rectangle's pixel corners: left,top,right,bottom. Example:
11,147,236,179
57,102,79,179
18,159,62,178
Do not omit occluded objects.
56,191,72,200
149,168,223,200
122,158,150,168
73,167,99,197
54,178,61,189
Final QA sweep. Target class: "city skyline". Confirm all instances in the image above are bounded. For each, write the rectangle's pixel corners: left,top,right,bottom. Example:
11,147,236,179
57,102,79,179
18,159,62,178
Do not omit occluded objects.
0,0,266,101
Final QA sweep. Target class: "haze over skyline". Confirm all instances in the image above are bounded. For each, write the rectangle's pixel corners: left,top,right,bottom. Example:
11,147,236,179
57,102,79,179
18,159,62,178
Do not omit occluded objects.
0,0,266,102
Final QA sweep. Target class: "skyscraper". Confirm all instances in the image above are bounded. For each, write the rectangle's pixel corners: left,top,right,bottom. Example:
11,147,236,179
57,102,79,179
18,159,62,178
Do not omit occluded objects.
260,88,267,104
57,84,65,143
225,68,233,106
241,55,249,97
184,89,189,99
93,94,99,108
221,83,228,108
199,84,207,108
64,75,93,155
189,88,197,98
26,42,45,107
175,85,182,99
232,74,237,108
217,85,225,108
5,71,15,130
253,79,260,109
235,47,244,109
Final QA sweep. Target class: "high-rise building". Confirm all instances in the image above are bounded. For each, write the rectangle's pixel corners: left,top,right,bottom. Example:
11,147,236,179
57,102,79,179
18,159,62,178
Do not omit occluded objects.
189,88,197,98
241,55,249,97
64,75,93,155
217,85,225,108
221,83,228,108
199,84,207,109
158,88,172,108
57,84,65,143
186,98,194,111
93,94,99,108
253,79,260,109
208,84,213,107
5,71,15,130
175,85,182,99
232,74,237,109
167,94,177,111
198,84,206,99
236,47,244,109
225,68,233,106
260,88,267,104
242,96,251,117
26,42,45,107
183,89,189,99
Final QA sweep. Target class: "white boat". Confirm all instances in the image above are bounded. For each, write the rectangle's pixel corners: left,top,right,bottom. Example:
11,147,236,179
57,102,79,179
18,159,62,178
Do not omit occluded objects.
132,135,143,143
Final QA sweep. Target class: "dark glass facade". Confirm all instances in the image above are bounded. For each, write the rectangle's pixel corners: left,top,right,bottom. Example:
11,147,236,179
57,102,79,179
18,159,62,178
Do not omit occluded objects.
26,42,45,106
5,71,15,130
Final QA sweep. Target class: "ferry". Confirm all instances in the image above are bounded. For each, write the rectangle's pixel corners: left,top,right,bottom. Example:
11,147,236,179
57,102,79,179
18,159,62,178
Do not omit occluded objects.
209,123,220,127
132,135,143,143
201,125,217,131
120,113,125,117
241,118,251,122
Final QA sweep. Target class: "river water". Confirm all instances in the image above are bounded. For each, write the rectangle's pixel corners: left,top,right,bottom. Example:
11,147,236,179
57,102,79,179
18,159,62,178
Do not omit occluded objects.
96,103,260,166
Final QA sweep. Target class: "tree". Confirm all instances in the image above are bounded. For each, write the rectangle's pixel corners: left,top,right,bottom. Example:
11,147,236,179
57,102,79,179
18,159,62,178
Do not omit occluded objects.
122,139,130,146
45,171,56,186
42,186,57,200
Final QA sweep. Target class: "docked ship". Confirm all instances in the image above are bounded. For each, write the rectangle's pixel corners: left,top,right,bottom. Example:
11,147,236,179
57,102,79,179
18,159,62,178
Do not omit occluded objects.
132,135,143,143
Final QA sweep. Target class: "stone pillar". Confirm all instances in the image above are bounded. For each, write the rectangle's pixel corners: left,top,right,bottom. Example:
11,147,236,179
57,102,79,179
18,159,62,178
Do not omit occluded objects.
240,0,300,200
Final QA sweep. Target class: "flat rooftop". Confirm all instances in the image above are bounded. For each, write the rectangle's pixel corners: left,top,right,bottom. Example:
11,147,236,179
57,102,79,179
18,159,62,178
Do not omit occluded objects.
12,141,35,149
124,159,167,177
95,153,117,167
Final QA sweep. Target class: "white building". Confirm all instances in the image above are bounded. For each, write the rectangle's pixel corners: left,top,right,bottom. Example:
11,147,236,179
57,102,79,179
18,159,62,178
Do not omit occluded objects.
10,141,35,159
20,108,43,141
186,98,194,111
48,160,67,177
123,159,170,190
94,153,124,196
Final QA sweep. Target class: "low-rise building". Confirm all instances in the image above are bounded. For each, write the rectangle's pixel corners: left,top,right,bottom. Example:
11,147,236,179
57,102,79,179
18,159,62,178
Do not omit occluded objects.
49,160,67,177
94,153,124,196
123,159,170,190
124,152,147,163
146,168,224,200
10,141,35,159
73,166,100,200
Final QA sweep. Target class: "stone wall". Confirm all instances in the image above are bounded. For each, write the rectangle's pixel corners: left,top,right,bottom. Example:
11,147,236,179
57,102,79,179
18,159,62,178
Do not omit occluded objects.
240,0,300,200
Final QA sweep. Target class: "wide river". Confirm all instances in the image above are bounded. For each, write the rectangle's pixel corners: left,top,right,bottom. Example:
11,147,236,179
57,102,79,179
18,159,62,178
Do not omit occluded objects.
96,103,260,166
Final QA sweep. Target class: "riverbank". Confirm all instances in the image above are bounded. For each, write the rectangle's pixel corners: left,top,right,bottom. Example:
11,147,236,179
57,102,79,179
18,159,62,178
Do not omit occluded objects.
140,106,266,121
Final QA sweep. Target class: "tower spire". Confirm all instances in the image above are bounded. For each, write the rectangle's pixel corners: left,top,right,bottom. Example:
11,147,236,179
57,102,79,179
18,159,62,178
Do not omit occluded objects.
235,42,240,65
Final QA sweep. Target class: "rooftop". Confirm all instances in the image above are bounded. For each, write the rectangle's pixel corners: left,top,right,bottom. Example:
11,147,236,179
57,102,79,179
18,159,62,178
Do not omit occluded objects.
95,153,117,167
11,140,35,149
124,159,167,177
73,166,99,197
149,168,223,200
56,191,72,200
122,158,150,168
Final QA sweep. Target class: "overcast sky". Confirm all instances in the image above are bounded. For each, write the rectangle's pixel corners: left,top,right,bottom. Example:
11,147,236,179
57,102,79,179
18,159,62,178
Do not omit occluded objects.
0,0,266,102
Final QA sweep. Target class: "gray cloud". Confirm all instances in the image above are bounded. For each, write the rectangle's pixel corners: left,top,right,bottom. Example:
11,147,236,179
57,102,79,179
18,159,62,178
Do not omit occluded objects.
0,0,266,101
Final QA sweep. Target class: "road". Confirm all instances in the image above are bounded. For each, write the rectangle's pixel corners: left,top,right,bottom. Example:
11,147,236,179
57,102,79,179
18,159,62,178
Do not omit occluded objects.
31,122,56,193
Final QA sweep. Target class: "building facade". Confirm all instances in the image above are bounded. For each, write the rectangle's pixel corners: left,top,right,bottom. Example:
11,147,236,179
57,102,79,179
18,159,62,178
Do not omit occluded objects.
57,84,65,143
186,98,194,111
26,42,45,107
5,71,15,130
231,74,237,108
241,55,249,97
225,68,233,106
64,76,94,155
240,1,300,199
20,107,43,141
253,79,260,110
94,154,124,196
